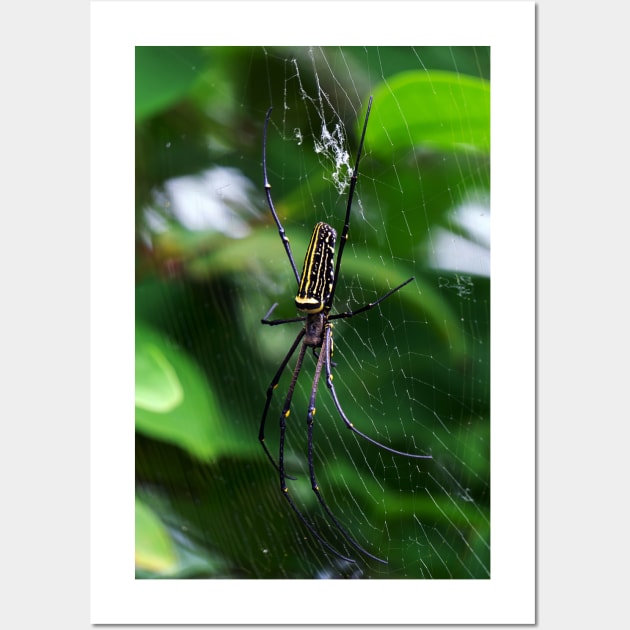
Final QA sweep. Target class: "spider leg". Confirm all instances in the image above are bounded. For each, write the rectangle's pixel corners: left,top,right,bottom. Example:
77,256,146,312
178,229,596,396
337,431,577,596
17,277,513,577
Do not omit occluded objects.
263,107,301,285
328,277,415,321
312,347,336,367
328,96,373,309
261,303,307,327
261,302,279,321
305,339,388,564
276,341,357,564
323,325,432,460
259,328,305,477
279,482,357,565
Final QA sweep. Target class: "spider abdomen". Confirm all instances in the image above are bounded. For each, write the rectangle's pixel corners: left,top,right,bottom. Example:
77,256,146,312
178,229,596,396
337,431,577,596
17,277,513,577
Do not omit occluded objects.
295,221,337,314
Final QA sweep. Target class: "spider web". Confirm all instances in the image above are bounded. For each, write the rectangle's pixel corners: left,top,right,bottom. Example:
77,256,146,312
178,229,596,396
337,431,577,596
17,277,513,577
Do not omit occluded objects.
244,47,490,578
135,45,490,581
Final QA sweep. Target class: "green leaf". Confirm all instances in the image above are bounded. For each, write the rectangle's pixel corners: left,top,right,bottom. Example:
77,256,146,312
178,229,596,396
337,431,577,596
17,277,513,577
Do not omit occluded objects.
135,340,183,413
135,46,204,121
135,321,222,461
135,497,177,574
368,70,490,154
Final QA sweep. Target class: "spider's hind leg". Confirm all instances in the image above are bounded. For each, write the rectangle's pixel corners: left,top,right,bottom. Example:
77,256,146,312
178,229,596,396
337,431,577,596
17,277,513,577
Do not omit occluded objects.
322,323,432,460
304,331,388,565
258,328,306,477
312,347,337,368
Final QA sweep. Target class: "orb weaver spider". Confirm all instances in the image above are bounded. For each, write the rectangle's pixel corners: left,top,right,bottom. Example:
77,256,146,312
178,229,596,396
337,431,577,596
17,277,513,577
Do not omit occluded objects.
259,97,432,565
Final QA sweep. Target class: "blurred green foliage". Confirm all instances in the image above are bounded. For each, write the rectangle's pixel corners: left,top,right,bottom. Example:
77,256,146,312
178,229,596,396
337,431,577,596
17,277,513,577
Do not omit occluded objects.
135,46,490,579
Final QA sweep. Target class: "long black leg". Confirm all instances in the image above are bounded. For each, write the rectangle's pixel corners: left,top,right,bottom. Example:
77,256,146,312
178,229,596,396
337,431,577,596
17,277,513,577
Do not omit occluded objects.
323,325,432,460
259,328,305,475
260,302,307,327
329,276,415,322
280,483,357,565
328,96,373,308
263,107,300,285
276,341,356,564
305,336,388,564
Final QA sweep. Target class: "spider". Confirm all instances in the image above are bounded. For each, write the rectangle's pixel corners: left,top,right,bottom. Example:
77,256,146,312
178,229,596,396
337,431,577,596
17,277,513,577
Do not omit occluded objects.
259,97,432,565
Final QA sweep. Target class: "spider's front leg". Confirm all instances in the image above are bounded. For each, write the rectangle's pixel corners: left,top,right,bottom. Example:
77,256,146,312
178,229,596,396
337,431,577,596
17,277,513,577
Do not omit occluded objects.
263,106,300,284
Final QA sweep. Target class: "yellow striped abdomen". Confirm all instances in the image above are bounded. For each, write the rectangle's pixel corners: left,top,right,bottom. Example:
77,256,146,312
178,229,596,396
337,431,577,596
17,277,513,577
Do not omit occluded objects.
295,222,337,313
